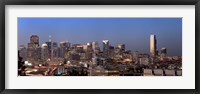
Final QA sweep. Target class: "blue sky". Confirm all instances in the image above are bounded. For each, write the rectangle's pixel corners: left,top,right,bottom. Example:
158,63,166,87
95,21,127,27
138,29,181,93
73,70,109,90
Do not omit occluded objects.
18,18,182,56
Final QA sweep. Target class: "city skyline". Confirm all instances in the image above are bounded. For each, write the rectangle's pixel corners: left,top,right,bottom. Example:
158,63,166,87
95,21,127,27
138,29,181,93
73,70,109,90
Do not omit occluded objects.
18,18,182,56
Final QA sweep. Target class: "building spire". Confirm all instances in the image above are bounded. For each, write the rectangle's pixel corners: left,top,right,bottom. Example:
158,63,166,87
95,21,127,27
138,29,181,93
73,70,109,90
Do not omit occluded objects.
49,35,52,42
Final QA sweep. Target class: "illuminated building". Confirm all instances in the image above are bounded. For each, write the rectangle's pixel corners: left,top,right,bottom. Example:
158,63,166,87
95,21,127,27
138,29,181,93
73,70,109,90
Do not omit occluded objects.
109,46,115,58
60,41,70,48
114,47,121,56
19,45,27,61
44,35,55,60
27,35,39,61
86,42,92,52
27,45,34,61
117,44,125,52
76,45,84,52
34,47,42,62
92,56,98,65
160,48,167,56
92,42,100,53
49,35,53,60
41,43,49,62
102,40,109,58
132,51,139,63
60,41,70,58
72,44,81,51
82,44,88,51
150,34,157,57
30,35,39,48
86,42,93,59
52,42,59,58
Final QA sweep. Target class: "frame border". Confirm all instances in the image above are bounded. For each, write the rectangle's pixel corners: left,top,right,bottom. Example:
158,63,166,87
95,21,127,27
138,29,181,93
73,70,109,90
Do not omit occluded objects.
0,0,199,94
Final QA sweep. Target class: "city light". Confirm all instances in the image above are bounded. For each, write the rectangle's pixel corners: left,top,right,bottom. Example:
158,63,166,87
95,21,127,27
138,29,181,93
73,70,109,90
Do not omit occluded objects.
18,34,182,76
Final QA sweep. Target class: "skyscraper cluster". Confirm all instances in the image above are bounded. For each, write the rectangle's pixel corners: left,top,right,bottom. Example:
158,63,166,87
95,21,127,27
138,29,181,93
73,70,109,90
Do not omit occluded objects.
19,34,170,63
19,35,131,63
149,34,168,59
18,34,182,76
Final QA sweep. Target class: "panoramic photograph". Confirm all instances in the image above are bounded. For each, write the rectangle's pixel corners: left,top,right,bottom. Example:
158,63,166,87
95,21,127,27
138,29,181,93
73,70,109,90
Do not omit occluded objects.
18,18,182,76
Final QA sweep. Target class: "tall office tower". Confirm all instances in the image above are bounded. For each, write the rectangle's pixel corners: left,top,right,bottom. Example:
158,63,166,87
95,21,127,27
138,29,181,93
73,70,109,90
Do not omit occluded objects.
49,35,53,60
30,35,39,48
27,35,39,61
59,41,67,58
103,40,110,58
85,42,93,59
27,43,34,61
60,41,67,48
34,47,42,62
132,51,139,63
160,48,167,57
109,46,115,58
87,42,92,51
52,42,59,58
41,43,49,62
92,42,97,51
150,34,157,57
19,45,27,61
92,42,100,54
117,44,125,52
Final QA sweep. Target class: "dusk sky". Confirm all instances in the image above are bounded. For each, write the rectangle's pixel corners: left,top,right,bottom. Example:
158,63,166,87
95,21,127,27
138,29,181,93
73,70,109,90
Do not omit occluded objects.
18,18,182,56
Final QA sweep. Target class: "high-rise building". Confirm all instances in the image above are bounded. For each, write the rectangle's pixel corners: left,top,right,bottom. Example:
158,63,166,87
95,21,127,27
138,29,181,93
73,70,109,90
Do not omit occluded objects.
160,48,167,55
49,35,53,60
27,35,39,61
41,43,49,62
19,45,27,61
103,40,110,58
86,42,93,60
92,42,97,50
59,41,70,58
27,45,34,61
160,48,167,57
109,46,115,57
150,34,157,57
34,47,42,62
52,42,59,58
86,42,92,51
60,41,70,48
92,42,100,54
82,44,88,51
44,35,56,60
117,44,125,52
30,35,39,48
45,41,59,59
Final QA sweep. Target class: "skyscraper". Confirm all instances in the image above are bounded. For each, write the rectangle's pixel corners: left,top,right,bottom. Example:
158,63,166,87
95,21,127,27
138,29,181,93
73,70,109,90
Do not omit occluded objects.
117,44,125,52
59,41,70,58
160,48,167,56
92,42,100,54
41,43,48,62
30,35,39,48
19,45,27,61
27,35,39,61
103,40,109,58
150,34,157,57
49,35,53,60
